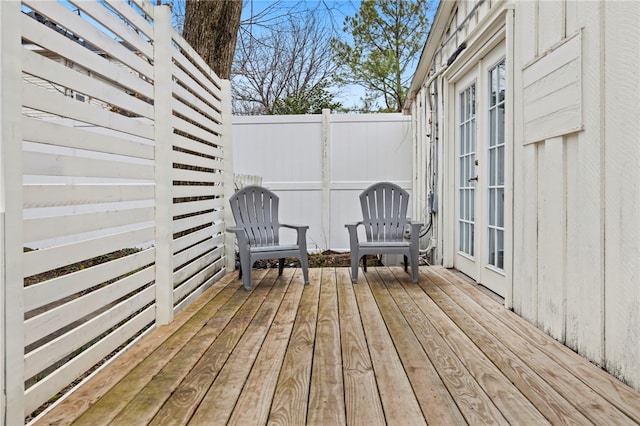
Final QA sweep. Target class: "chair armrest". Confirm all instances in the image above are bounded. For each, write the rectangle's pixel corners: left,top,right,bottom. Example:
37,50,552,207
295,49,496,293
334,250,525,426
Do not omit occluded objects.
281,224,309,250
408,221,423,245
281,224,309,231
345,221,363,250
226,226,249,248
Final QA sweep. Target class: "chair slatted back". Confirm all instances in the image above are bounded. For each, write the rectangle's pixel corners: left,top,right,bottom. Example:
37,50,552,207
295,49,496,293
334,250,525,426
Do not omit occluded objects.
360,182,409,242
229,185,280,247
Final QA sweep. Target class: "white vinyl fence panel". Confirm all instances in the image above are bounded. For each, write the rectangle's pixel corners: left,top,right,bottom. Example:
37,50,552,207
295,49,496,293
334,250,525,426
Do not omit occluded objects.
232,111,413,251
0,1,232,422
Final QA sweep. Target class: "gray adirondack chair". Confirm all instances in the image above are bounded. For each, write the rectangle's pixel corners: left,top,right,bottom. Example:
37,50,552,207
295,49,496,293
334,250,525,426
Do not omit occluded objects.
227,185,310,290
346,182,423,283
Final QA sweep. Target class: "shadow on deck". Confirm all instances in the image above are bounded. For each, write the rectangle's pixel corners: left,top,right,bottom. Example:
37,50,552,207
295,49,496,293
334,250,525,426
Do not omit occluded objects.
34,266,640,425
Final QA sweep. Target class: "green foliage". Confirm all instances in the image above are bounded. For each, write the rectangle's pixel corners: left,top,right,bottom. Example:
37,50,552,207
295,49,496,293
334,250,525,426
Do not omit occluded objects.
332,0,429,112
269,82,342,115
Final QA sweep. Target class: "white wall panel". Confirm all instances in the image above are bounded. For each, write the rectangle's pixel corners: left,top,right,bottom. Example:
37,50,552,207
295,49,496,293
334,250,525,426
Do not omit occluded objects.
232,113,412,251
603,0,640,389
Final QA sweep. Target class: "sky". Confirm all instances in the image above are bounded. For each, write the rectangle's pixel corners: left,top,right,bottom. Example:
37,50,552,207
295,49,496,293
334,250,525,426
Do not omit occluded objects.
240,1,363,108
239,0,439,110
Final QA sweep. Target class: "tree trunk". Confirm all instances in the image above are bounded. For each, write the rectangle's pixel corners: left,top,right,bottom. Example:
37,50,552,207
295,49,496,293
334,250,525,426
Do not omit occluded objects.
182,0,243,79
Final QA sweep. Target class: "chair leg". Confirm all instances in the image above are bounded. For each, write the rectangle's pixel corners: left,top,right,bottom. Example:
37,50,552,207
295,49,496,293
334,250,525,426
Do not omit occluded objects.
410,253,419,283
351,254,360,283
239,251,252,290
299,252,310,285
362,255,367,272
403,255,408,272
278,258,285,276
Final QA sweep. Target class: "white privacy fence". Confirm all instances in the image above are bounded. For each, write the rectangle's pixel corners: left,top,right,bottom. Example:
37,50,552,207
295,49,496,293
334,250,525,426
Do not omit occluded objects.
0,1,232,423
232,111,414,251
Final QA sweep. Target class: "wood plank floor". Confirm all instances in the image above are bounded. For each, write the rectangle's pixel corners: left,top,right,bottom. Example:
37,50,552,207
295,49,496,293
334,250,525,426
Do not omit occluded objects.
34,266,640,425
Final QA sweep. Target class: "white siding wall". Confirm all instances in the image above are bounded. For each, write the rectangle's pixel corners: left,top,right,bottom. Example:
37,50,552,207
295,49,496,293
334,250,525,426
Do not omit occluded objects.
410,0,640,391
232,112,414,251
601,0,640,388
513,0,640,389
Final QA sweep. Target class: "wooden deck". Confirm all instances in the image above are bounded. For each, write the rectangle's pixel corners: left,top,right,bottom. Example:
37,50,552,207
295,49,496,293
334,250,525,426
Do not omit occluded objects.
35,266,640,425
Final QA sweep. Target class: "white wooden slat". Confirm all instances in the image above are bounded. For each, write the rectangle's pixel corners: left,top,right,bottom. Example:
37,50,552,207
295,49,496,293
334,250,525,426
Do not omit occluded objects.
24,206,154,243
172,114,222,143
22,0,153,79
174,229,222,255
564,130,603,359
170,25,222,88
523,31,582,144
1,1,25,422
172,96,221,134
25,280,155,378
22,118,154,159
22,49,154,120
24,248,154,312
24,304,155,416
23,83,154,140
172,80,222,123
172,168,222,184
173,149,223,171
173,236,223,271
21,15,154,100
23,151,154,180
173,184,224,199
603,0,640,387
68,0,153,59
523,57,580,102
24,267,155,347
171,62,220,104
23,184,154,208
171,82,222,128
173,211,223,235
536,0,565,54
24,225,154,277
104,0,155,40
173,133,223,158
173,266,225,314
524,77,580,124
537,138,566,340
173,246,224,285
173,257,225,303
171,38,222,95
523,105,581,144
173,198,223,217
154,3,175,325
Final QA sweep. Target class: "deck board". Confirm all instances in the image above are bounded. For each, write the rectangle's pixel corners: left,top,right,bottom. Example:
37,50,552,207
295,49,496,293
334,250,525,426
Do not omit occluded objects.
389,268,547,425
308,268,346,425
352,269,426,425
336,268,385,426
268,268,321,425
33,266,640,426
227,269,305,425
426,269,637,425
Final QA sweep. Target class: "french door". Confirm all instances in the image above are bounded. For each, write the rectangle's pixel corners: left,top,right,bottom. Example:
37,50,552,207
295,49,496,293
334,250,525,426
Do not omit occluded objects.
454,45,508,297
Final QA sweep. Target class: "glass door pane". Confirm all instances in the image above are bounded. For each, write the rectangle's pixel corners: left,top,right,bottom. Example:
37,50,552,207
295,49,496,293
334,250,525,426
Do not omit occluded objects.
487,60,506,270
458,83,476,257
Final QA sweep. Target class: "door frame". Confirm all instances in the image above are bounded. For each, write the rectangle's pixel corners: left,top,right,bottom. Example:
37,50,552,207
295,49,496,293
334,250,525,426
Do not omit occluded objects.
440,9,514,306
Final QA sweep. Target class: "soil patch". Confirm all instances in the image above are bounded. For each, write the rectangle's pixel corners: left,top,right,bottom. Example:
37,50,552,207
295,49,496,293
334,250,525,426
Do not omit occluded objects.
249,250,382,269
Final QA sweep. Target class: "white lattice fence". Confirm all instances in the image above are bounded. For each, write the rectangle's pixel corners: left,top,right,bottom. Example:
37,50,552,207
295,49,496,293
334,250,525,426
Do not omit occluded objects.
0,1,232,422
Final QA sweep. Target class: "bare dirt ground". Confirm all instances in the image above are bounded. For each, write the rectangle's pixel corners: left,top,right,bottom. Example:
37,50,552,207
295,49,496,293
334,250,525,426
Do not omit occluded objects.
251,250,382,269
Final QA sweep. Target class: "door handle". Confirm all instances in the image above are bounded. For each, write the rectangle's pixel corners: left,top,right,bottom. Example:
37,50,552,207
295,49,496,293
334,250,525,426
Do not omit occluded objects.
468,176,478,182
